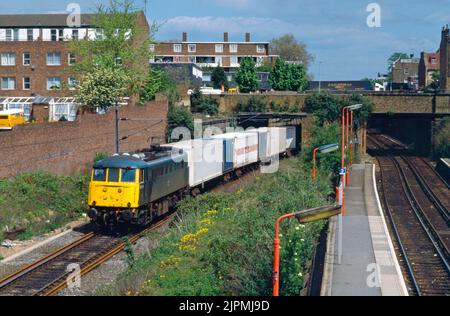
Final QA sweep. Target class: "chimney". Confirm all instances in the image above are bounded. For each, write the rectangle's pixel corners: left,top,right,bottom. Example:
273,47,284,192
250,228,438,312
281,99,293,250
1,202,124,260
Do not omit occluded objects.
182,32,187,42
245,32,251,42
224,32,229,42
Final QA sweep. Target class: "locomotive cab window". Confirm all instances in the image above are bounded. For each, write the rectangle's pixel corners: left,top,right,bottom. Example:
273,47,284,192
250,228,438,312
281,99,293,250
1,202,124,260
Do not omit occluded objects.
108,168,120,182
93,168,106,182
121,168,136,183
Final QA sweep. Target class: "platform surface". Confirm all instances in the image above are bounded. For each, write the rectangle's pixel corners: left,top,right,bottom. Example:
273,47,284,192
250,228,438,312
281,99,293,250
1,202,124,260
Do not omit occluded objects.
321,164,408,296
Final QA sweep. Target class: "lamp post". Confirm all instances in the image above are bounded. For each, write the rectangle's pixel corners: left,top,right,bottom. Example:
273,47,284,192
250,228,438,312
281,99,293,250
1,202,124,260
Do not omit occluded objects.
341,104,362,187
312,143,339,181
350,111,354,167
272,204,341,296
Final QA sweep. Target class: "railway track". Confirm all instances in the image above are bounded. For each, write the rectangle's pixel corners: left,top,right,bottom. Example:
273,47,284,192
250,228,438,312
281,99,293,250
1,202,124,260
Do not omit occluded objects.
0,214,174,296
368,134,450,296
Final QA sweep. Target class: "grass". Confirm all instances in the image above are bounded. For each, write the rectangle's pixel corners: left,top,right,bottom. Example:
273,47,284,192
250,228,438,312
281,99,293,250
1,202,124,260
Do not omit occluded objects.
99,157,335,296
0,171,89,241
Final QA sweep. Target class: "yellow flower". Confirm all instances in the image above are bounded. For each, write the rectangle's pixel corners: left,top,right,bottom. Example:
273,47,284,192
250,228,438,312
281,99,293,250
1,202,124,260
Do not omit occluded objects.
126,291,132,296
196,227,209,235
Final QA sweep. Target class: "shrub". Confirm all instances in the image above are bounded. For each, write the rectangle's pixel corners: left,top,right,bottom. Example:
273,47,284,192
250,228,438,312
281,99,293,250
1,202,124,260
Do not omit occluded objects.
433,117,450,158
235,96,268,113
304,92,341,126
103,158,334,296
0,172,88,240
94,152,109,163
166,105,194,142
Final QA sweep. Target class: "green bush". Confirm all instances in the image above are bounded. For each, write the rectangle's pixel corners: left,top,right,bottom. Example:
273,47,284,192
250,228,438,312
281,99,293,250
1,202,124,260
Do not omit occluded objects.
0,172,88,240
433,117,450,158
235,96,268,113
304,92,342,126
103,158,334,296
166,105,194,142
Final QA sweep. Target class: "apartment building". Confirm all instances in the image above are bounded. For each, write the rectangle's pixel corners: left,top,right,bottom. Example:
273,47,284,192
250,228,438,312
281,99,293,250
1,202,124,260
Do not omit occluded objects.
418,51,440,88
0,12,149,120
152,32,277,70
392,57,419,90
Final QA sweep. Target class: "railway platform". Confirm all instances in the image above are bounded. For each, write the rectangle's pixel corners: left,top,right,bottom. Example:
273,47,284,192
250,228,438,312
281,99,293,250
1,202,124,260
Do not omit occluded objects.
321,164,408,296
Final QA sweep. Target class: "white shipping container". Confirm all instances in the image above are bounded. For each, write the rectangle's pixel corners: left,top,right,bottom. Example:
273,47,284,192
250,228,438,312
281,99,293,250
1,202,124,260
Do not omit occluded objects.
286,126,298,149
253,127,287,162
162,139,223,187
211,132,259,171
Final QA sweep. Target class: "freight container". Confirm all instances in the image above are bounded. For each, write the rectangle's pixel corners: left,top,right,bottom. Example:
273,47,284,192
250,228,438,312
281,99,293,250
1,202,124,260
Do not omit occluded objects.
253,127,287,163
162,139,223,187
211,131,259,172
286,126,299,150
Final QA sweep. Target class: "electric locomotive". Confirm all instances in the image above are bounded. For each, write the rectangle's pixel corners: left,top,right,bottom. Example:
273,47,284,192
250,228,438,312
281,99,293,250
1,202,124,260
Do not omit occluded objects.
87,146,188,228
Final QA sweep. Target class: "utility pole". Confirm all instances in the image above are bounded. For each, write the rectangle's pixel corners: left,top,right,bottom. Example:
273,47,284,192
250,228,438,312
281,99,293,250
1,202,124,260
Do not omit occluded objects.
318,61,323,92
114,98,119,154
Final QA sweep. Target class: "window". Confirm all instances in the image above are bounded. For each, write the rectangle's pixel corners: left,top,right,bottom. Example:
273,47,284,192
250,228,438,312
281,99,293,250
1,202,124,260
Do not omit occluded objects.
68,77,77,90
72,29,79,40
1,77,16,90
93,168,106,181
215,44,223,53
51,29,63,41
139,169,144,183
23,77,30,90
188,56,196,63
188,44,196,53
108,168,120,182
95,29,104,40
68,53,76,65
173,44,182,53
257,44,266,53
47,77,61,90
47,52,61,65
1,53,16,66
5,29,18,41
230,56,238,65
27,29,34,41
23,53,31,66
404,69,409,75
431,58,437,65
216,56,222,66
149,44,155,52
229,44,238,53
121,169,136,183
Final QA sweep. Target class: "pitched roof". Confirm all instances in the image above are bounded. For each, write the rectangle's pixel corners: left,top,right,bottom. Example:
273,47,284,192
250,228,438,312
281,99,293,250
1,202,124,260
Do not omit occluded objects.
0,13,98,28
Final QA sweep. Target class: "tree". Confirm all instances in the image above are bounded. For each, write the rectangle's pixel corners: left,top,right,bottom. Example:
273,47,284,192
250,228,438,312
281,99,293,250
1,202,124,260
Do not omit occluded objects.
270,34,314,69
70,0,152,109
211,66,228,90
166,105,194,142
423,70,440,92
76,66,130,110
140,67,179,105
269,58,289,90
387,52,409,79
269,58,308,91
235,57,259,93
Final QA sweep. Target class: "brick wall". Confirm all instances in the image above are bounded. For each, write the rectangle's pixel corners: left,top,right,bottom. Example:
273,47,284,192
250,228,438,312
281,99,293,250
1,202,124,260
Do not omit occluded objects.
0,101,167,178
215,93,450,114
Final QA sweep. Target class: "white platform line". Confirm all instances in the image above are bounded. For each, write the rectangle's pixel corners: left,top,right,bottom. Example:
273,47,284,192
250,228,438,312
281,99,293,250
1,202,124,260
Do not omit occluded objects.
371,164,409,296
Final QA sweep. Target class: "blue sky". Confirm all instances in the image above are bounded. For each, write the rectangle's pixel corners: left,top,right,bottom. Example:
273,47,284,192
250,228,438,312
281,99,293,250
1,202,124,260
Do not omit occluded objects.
2,0,450,80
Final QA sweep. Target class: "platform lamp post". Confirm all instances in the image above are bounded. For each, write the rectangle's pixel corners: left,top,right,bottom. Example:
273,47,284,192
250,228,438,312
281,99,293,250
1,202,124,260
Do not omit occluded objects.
272,204,341,296
341,104,362,188
312,143,339,182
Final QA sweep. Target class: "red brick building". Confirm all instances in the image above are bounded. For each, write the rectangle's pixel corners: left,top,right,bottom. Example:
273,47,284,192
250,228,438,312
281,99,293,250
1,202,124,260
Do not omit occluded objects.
0,12,149,120
418,51,440,88
152,32,277,71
